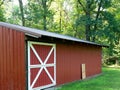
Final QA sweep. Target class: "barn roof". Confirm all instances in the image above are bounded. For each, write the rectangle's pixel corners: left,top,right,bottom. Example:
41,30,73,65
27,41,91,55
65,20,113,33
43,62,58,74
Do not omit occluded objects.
0,22,106,47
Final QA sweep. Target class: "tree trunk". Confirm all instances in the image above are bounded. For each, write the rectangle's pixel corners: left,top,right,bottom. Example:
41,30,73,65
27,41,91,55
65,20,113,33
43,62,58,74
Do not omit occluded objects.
18,0,25,26
42,0,47,30
85,0,91,41
115,60,119,66
92,0,102,42
85,16,91,41
59,10,62,31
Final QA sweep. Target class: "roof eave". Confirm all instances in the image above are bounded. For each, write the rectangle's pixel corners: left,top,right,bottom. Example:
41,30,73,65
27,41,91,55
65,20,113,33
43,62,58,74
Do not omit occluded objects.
0,22,108,47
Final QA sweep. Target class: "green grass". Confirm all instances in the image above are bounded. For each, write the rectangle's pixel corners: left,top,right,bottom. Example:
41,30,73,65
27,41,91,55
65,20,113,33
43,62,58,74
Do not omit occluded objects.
57,67,120,90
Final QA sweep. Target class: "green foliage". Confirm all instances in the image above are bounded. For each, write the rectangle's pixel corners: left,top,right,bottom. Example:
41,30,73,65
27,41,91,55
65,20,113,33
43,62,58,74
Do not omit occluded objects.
0,9,5,21
7,5,22,24
25,0,54,30
0,0,5,21
75,0,113,41
113,41,120,64
104,56,119,65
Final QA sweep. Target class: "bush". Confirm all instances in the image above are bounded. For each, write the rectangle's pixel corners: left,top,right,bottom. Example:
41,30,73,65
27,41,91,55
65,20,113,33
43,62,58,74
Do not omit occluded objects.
104,56,119,65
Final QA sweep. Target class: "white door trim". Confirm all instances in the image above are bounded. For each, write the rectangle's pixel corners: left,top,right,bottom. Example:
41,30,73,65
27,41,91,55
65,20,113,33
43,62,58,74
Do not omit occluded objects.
28,41,56,90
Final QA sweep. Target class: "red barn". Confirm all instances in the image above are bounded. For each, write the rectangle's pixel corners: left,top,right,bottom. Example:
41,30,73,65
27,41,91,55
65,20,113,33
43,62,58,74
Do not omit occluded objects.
0,22,105,90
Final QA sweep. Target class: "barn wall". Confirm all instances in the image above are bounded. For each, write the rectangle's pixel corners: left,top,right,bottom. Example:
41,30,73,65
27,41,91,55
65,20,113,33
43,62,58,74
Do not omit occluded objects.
56,43,102,85
0,26,26,90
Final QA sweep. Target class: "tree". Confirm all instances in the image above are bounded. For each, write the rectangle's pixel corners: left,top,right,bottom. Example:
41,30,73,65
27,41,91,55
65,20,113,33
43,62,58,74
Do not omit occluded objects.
113,41,120,65
25,0,53,30
18,0,25,26
77,0,112,41
49,0,75,36
0,0,5,21
42,0,47,30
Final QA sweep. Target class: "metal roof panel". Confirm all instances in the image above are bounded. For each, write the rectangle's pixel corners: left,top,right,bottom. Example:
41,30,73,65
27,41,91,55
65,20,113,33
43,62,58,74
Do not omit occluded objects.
0,22,107,47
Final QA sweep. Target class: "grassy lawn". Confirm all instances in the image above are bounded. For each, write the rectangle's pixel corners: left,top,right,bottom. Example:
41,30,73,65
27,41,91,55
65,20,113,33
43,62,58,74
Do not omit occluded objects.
57,67,120,90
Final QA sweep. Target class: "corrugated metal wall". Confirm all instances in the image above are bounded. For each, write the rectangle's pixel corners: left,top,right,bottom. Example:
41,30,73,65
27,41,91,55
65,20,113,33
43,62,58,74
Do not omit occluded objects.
56,43,102,85
0,26,26,90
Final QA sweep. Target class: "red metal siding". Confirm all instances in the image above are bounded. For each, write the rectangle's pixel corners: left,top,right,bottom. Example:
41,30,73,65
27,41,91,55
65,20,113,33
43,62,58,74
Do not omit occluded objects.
0,26,26,90
56,43,102,85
